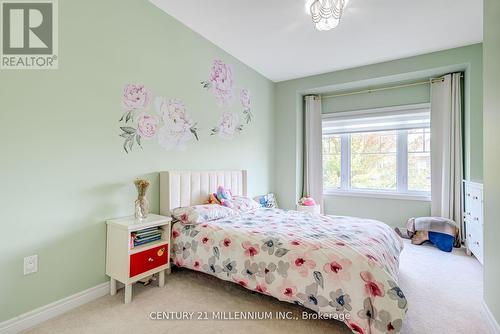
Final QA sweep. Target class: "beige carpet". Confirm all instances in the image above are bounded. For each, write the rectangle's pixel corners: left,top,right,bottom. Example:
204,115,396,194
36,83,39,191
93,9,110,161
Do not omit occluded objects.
24,240,487,334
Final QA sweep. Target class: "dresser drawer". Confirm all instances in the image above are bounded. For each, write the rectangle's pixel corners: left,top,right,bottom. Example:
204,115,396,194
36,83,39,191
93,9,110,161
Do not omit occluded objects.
464,184,483,225
130,244,168,278
466,222,483,264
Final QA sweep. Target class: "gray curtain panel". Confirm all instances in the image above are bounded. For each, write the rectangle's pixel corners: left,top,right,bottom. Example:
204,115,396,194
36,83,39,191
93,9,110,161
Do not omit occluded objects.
430,73,464,240
303,95,323,210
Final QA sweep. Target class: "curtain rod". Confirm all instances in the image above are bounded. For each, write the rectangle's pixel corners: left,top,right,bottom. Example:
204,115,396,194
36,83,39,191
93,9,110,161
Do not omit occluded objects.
311,74,463,100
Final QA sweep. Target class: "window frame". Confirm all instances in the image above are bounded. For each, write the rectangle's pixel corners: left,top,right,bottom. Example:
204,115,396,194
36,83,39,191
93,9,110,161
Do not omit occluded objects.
322,104,431,201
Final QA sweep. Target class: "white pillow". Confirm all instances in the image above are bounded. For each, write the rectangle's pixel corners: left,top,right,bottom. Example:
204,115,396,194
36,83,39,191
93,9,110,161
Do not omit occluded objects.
228,196,261,213
171,204,234,225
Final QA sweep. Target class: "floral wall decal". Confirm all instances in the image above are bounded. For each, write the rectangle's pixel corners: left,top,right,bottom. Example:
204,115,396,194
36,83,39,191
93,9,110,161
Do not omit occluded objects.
201,59,255,140
120,84,152,122
240,88,253,124
156,97,199,151
137,113,159,139
210,111,243,140
201,59,234,107
118,84,199,153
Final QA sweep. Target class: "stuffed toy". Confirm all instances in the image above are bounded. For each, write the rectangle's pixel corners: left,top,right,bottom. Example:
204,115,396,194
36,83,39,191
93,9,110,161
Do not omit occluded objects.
207,193,221,205
216,186,233,208
298,196,316,206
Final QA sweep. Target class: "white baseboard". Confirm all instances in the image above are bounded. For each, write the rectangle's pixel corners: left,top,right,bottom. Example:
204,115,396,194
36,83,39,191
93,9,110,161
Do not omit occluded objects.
482,301,500,334
0,282,109,334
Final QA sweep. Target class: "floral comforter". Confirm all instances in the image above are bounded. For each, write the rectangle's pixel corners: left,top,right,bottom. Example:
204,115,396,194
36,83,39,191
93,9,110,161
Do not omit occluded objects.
171,208,407,334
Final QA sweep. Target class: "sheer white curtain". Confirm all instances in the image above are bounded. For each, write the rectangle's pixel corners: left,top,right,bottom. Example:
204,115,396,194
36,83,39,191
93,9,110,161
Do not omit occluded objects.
430,73,464,241
303,95,323,210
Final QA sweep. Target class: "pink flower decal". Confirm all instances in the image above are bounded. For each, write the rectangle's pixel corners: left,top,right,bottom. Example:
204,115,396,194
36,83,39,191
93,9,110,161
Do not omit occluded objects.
322,254,352,281
118,86,200,153
205,59,234,106
240,88,251,109
211,111,242,140
122,84,151,110
242,241,260,257
240,89,253,123
137,113,158,139
360,271,385,297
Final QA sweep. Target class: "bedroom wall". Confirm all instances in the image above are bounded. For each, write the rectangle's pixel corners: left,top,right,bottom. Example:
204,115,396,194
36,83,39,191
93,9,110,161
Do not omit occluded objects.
0,0,274,322
483,0,500,326
274,44,483,228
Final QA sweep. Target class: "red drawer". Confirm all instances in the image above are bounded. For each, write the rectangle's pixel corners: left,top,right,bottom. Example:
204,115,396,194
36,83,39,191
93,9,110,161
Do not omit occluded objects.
130,244,168,278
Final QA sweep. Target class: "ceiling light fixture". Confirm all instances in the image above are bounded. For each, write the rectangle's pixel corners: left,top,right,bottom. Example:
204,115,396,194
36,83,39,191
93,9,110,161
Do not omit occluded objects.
310,0,348,31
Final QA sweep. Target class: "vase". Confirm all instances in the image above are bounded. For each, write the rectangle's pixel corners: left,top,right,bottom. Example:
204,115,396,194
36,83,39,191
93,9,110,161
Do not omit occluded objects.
135,195,149,220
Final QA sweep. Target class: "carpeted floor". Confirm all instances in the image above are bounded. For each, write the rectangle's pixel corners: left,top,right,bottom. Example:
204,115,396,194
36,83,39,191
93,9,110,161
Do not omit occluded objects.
24,240,487,334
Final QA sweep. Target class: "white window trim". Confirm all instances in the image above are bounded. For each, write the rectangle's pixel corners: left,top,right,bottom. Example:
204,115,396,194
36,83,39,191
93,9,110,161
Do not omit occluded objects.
324,188,431,201
322,104,431,201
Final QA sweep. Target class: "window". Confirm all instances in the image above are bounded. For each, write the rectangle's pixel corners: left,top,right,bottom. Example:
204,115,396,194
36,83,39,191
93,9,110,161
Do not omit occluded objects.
322,104,431,198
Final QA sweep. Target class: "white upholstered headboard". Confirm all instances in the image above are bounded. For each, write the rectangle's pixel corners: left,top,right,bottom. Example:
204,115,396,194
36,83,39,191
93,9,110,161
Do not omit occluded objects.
159,170,247,215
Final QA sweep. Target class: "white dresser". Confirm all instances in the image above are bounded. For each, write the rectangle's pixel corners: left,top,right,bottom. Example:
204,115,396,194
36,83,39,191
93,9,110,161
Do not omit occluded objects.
463,180,483,264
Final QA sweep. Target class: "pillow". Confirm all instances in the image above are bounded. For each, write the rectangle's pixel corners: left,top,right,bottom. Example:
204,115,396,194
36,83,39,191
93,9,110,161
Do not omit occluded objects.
171,204,234,225
254,193,278,208
229,196,260,213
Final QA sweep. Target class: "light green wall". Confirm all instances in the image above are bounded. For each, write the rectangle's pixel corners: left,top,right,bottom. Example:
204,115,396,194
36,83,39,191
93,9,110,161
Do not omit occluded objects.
275,44,483,228
483,0,500,326
325,196,431,227
0,0,274,321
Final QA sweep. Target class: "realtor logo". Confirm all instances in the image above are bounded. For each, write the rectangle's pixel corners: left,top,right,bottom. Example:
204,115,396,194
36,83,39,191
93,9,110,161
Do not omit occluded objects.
1,0,58,69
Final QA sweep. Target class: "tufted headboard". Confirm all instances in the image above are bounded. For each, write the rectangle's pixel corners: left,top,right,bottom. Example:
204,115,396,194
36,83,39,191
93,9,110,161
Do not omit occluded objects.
159,170,247,215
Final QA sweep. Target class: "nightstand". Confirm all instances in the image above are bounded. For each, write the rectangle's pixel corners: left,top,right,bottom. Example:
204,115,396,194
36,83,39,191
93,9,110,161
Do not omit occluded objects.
296,204,321,214
105,214,172,303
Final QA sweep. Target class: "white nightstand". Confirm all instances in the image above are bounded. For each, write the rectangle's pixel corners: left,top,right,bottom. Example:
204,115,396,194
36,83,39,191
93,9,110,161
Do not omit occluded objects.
296,204,321,214
106,214,172,303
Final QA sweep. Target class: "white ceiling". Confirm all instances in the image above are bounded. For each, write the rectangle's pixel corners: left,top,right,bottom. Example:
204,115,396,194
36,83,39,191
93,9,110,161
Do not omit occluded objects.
150,0,483,82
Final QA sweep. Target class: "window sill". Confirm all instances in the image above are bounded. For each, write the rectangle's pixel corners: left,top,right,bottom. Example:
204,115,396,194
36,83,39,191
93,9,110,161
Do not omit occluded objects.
324,189,431,202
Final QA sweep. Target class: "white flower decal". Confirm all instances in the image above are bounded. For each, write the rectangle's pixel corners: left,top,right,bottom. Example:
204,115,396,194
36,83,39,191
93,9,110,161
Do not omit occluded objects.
155,97,199,151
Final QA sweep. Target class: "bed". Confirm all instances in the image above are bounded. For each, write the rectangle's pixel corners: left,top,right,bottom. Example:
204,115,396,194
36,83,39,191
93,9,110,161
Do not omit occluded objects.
160,170,408,334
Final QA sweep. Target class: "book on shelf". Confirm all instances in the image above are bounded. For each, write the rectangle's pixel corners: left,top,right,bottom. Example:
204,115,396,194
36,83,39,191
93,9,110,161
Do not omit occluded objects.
130,226,163,248
133,235,162,247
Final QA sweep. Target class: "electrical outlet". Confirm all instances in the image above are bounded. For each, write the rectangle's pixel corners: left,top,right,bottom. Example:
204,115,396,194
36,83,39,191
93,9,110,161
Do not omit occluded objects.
24,255,38,275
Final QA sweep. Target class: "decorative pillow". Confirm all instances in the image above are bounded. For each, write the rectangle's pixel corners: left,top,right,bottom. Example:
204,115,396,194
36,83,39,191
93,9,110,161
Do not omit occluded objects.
254,193,278,208
229,196,260,213
171,204,234,225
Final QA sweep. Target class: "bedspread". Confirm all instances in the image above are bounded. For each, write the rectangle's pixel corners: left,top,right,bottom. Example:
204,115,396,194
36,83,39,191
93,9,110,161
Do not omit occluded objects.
171,208,407,334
